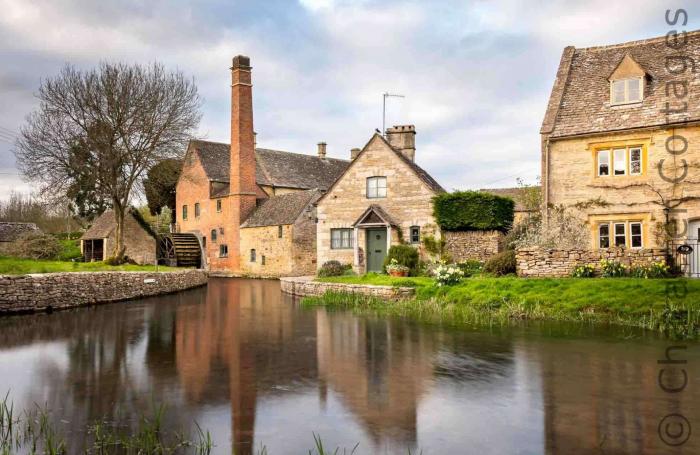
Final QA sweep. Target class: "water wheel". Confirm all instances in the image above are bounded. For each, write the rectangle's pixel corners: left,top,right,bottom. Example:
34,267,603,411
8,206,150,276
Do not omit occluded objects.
159,233,201,268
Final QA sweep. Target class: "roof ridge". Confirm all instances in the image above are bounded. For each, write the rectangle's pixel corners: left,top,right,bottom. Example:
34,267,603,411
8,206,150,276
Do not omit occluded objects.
256,147,350,162
574,29,700,52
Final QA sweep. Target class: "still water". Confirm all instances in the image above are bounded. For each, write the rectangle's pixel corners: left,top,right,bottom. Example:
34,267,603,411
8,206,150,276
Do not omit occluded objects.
0,278,698,454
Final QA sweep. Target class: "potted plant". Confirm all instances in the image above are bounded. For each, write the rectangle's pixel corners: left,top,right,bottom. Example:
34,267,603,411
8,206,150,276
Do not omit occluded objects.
386,258,410,277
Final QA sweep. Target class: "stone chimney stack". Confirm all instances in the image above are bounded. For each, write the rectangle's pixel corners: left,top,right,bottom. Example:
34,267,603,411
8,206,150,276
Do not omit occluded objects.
228,55,258,269
350,148,361,160
317,142,327,159
385,125,416,161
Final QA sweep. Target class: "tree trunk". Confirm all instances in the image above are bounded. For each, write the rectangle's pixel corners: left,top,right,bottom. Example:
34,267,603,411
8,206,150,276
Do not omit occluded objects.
112,201,127,263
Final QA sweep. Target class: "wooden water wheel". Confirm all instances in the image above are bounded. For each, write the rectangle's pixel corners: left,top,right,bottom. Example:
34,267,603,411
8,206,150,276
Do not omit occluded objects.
158,233,201,267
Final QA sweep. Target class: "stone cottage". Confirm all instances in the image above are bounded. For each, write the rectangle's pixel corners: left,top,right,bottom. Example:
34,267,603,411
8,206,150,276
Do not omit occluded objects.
541,31,700,252
175,56,349,276
80,209,157,264
315,128,445,273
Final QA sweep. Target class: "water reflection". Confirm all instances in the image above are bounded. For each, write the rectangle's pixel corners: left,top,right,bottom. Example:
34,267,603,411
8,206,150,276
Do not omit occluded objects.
0,278,697,454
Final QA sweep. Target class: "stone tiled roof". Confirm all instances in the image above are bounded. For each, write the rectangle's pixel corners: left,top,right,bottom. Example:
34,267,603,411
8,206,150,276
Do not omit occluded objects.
241,189,322,228
81,209,156,240
542,30,700,138
0,222,39,242
352,204,399,227
189,140,350,191
479,187,539,212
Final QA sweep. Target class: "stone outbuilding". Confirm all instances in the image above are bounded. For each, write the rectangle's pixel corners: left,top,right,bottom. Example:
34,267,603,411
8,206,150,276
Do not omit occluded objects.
80,209,157,264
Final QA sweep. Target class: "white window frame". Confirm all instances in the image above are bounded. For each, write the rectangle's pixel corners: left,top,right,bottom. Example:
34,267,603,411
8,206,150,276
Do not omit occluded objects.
613,148,627,176
331,228,353,249
610,77,643,105
597,150,610,177
598,223,610,249
366,176,387,199
629,222,643,248
613,222,627,247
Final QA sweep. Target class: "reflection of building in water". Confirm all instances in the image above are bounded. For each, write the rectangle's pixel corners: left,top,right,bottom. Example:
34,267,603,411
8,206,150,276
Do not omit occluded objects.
315,311,435,451
174,278,317,455
539,340,700,455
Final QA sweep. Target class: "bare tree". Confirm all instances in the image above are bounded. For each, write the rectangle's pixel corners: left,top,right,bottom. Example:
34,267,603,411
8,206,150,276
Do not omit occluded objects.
15,62,201,261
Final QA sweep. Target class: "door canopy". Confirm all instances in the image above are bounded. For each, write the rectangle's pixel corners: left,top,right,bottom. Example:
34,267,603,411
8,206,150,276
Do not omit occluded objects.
352,204,399,228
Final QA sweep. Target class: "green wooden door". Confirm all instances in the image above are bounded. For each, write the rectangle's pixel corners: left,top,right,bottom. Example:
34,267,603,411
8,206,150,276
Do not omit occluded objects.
366,229,387,272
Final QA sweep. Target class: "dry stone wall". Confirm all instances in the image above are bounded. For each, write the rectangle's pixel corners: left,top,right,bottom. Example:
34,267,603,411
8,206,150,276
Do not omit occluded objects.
444,230,503,262
516,247,667,277
0,270,207,314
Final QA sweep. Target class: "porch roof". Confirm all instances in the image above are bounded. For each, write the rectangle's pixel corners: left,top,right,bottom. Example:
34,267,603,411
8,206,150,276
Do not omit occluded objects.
352,204,399,228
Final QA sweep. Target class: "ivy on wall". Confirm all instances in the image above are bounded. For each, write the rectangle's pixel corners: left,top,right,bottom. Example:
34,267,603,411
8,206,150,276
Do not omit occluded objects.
432,191,514,232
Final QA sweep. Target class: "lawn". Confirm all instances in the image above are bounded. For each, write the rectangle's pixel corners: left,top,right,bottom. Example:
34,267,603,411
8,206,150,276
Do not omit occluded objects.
311,274,700,337
0,256,181,275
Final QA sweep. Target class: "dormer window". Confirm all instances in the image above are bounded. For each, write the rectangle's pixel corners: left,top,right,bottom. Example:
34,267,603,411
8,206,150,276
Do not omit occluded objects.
611,77,643,105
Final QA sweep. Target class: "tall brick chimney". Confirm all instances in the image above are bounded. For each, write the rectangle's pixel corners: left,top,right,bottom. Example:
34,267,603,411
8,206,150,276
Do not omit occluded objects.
228,55,258,269
385,125,416,161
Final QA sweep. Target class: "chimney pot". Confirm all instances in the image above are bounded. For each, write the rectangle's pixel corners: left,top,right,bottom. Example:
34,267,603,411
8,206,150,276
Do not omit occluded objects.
317,142,327,159
351,148,361,160
232,55,251,69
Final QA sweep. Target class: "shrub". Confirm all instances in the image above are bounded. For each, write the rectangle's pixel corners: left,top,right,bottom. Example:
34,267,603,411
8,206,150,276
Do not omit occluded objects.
318,260,351,277
383,245,419,276
631,261,671,279
385,258,409,274
456,260,483,277
433,262,464,286
515,205,589,250
571,264,595,278
421,234,451,262
10,231,62,260
57,239,82,261
483,250,516,276
600,259,628,278
432,191,514,232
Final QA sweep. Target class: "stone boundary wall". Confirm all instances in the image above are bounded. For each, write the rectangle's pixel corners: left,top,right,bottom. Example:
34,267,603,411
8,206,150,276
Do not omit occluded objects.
516,248,667,277
280,276,415,300
444,230,504,262
0,270,208,314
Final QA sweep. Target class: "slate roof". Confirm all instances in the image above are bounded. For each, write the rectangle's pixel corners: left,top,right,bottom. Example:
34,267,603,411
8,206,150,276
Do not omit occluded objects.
479,187,538,212
0,222,39,242
189,140,350,191
542,30,700,138
241,189,322,228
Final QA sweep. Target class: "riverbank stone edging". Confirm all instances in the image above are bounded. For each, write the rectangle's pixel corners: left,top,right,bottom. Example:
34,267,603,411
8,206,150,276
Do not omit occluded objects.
0,270,208,314
280,276,415,300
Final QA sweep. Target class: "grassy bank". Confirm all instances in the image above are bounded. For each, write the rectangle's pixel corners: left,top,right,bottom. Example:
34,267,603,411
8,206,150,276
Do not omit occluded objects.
311,275,700,338
0,256,181,275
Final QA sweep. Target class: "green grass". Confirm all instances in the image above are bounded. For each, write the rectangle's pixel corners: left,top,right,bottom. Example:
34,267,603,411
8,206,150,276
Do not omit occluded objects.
57,239,82,261
0,256,182,275
309,274,700,338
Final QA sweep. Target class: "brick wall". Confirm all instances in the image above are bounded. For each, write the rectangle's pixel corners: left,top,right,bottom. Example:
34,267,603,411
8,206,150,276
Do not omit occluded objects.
0,270,207,314
444,230,503,262
516,247,667,277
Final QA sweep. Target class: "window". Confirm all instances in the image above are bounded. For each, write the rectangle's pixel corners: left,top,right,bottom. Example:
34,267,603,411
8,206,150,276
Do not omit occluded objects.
613,149,626,176
250,249,256,262
219,244,228,258
182,205,188,220
410,226,420,244
366,177,387,199
599,223,610,248
629,148,642,175
331,228,353,249
614,223,626,247
216,199,222,212
278,225,283,238
611,78,642,105
211,229,217,242
597,150,610,176
261,255,266,265
595,146,643,177
202,236,206,248
194,202,200,218
630,222,642,248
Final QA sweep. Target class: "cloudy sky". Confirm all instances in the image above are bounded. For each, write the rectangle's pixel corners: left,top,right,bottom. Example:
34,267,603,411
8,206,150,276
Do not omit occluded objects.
1,0,698,200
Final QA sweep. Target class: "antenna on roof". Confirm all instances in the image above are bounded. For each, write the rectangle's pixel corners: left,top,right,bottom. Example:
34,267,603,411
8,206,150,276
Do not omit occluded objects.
382,92,405,136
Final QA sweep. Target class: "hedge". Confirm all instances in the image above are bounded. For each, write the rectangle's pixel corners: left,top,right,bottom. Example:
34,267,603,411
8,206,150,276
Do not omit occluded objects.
432,191,514,232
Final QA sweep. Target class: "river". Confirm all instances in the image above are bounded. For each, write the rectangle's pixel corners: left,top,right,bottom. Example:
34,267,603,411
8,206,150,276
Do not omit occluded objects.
0,278,697,454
